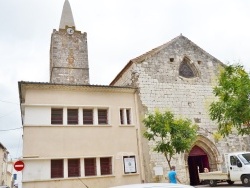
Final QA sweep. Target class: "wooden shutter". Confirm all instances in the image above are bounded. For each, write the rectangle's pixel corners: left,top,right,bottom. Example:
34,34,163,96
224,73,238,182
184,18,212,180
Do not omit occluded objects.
100,157,112,175
126,109,131,124
51,159,63,178
83,109,93,124
120,109,124,124
51,108,63,124
84,158,96,176
67,109,78,124
98,109,108,124
68,159,80,177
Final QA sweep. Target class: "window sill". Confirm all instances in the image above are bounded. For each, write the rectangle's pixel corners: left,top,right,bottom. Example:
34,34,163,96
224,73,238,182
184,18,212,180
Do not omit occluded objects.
119,124,135,127
23,175,116,183
25,125,113,127
123,173,140,176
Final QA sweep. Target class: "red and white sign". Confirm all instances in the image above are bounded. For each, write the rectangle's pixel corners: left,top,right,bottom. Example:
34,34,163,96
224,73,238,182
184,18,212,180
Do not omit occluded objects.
14,160,25,171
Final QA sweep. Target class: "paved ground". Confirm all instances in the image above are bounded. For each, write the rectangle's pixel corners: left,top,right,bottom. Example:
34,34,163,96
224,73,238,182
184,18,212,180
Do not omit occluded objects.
195,181,243,188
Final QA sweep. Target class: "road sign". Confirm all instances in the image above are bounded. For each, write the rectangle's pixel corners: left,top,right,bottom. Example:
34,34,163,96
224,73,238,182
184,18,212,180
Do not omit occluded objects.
14,160,24,171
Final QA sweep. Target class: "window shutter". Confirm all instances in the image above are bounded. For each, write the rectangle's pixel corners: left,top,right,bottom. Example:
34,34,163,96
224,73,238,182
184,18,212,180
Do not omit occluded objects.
84,158,96,176
51,159,64,178
98,109,108,124
83,109,93,124
67,109,78,124
100,157,112,175
51,108,63,124
68,159,80,177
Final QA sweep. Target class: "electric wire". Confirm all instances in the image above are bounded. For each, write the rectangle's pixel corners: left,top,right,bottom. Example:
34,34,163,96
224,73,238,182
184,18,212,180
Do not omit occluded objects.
0,127,22,131
0,99,19,105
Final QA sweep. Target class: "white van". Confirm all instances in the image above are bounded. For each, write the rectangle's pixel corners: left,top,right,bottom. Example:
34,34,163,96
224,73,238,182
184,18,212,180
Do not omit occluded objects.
199,151,250,187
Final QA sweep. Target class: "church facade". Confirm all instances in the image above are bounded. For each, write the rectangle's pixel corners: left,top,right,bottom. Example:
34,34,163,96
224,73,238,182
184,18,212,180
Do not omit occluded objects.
110,35,250,185
18,0,250,187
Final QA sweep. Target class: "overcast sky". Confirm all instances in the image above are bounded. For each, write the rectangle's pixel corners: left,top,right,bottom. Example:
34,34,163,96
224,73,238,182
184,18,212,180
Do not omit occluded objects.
1,0,250,162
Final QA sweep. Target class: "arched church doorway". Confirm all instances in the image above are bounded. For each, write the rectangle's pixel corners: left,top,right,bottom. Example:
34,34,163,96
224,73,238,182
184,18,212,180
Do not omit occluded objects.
188,145,209,186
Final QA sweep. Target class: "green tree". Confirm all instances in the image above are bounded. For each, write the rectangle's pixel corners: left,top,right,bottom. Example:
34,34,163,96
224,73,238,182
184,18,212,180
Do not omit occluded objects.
143,110,198,168
209,64,250,136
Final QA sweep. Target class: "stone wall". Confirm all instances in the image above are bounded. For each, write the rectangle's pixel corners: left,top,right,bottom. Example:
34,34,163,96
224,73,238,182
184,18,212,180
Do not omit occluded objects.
50,29,89,85
112,36,250,183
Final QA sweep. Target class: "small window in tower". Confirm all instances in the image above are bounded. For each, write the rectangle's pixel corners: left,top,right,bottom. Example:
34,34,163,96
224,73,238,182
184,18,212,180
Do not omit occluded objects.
170,58,174,62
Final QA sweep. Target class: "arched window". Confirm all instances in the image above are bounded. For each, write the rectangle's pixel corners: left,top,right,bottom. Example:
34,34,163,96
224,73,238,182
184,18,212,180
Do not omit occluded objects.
179,57,196,78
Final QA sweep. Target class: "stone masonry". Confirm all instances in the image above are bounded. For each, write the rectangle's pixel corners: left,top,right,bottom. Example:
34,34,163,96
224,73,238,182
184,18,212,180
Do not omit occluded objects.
50,28,89,85
111,35,250,184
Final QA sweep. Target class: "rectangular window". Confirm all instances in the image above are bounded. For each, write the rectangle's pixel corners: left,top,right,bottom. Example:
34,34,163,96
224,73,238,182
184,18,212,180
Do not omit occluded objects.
84,158,96,176
83,109,93,124
68,159,80,177
98,109,108,124
126,109,131,124
120,109,124,124
51,108,63,124
51,159,64,178
120,108,132,125
100,157,112,175
68,109,78,125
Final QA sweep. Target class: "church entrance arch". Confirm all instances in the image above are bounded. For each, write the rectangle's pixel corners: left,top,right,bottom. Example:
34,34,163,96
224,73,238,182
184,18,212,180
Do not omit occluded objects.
186,135,220,186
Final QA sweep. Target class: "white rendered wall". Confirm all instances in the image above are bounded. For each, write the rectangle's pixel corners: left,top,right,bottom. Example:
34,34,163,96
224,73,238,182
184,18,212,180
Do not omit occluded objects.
22,160,50,181
24,106,51,125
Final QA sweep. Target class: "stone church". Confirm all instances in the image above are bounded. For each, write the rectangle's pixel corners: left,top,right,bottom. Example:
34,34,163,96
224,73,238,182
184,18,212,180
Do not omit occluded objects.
18,0,250,187
110,34,250,185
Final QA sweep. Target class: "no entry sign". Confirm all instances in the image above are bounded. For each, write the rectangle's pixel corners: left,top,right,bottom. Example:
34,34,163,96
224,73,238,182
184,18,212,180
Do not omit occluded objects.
14,160,25,171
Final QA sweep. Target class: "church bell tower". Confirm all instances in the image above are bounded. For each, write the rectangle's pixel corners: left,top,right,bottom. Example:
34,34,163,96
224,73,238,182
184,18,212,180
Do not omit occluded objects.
50,0,89,84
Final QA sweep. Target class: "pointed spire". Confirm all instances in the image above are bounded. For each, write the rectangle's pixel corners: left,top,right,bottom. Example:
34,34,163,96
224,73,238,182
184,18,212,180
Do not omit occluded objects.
59,0,75,29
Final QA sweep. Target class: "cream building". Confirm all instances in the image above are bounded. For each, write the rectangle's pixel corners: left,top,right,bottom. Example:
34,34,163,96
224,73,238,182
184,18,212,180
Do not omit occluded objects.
0,142,12,187
19,1,143,188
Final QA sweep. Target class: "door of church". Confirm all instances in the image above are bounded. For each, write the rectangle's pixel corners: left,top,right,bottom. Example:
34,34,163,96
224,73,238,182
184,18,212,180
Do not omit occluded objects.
188,146,209,185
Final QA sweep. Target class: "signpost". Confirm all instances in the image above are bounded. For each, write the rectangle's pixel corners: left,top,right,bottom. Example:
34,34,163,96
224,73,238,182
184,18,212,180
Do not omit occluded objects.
14,160,24,171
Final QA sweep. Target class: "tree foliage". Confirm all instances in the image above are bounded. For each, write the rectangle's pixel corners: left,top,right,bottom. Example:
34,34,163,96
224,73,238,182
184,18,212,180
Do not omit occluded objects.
143,110,198,168
209,64,250,136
